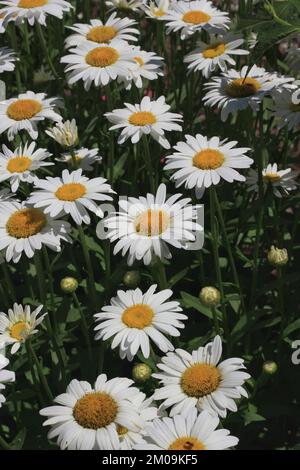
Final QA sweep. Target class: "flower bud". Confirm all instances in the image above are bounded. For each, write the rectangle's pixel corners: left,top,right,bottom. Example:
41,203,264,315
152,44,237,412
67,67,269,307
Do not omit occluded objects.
199,286,221,307
132,363,152,383
60,277,78,293
267,246,288,266
46,119,78,148
123,271,141,288
263,361,278,375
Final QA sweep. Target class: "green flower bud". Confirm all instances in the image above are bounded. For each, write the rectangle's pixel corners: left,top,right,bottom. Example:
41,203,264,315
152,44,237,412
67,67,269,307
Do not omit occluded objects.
199,286,221,307
263,361,278,375
132,363,152,383
60,277,78,293
123,271,141,288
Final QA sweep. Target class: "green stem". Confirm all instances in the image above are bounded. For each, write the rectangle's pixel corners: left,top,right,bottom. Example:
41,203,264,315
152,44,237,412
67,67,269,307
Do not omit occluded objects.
1,264,16,301
0,434,11,450
141,135,155,193
27,340,53,402
70,148,79,169
156,259,168,290
106,84,115,181
42,247,57,332
35,23,59,79
10,26,22,92
211,307,220,335
78,225,97,310
25,341,43,406
73,293,93,361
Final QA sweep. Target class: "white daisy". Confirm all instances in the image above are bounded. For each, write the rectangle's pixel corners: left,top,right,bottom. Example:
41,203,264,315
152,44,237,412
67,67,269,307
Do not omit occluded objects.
28,169,114,225
105,95,182,149
119,392,159,449
135,408,239,450
203,65,285,122
163,0,230,40
272,83,300,131
65,13,139,49
286,47,300,75
61,39,136,90
164,134,253,199
0,90,62,141
1,0,72,27
45,119,78,148
0,354,15,407
104,183,202,265
0,142,53,192
0,303,47,354
94,284,186,360
39,374,142,450
119,46,164,90
184,33,249,78
153,335,250,418
0,46,16,73
143,0,170,19
246,163,298,198
0,200,71,263
106,0,146,12
56,147,102,172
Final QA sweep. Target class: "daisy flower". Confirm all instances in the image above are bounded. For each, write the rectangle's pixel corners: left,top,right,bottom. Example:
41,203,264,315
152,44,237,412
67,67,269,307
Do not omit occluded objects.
203,65,284,122
163,0,230,40
1,0,72,27
286,47,300,75
246,164,298,198
119,46,164,90
39,374,142,450
56,147,102,172
28,169,114,225
0,354,15,407
0,46,16,73
153,335,250,418
105,95,182,149
104,183,202,265
0,303,47,354
61,39,136,90
94,284,187,360
135,408,239,450
0,90,62,141
106,0,146,12
143,0,170,19
0,200,71,263
45,119,78,148
164,134,253,199
65,13,139,49
184,33,249,78
272,83,300,131
0,142,53,192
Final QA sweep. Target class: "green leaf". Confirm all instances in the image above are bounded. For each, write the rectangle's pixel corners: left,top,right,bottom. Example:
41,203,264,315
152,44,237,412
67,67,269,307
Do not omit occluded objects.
243,404,266,426
9,428,27,450
180,292,222,320
283,319,300,338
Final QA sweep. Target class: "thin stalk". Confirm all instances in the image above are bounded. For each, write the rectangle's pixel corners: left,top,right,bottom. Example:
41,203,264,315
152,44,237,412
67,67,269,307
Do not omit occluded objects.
35,23,59,79
42,247,57,331
156,259,168,290
27,340,53,402
78,225,97,310
10,26,22,92
106,84,115,181
73,292,93,361
25,341,43,406
1,264,16,300
141,135,155,193
211,307,220,335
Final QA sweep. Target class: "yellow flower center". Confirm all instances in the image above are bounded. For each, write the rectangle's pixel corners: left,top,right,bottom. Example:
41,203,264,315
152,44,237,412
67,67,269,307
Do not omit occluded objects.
289,103,300,112
6,208,47,239
18,0,48,8
85,46,119,67
181,363,221,398
135,209,169,236
169,437,206,451
117,425,128,436
55,183,86,201
10,321,30,341
226,77,261,98
86,26,117,44
73,392,118,429
122,304,154,329
182,10,211,24
134,56,145,66
203,43,226,59
129,111,157,126
263,172,281,183
193,149,224,170
7,99,42,121
7,156,32,173
153,8,165,17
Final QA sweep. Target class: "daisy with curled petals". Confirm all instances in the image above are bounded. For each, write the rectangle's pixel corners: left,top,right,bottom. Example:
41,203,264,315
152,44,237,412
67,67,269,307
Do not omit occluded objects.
104,183,202,265
0,303,47,354
45,119,78,148
184,33,249,78
163,0,230,40
153,335,250,418
164,134,253,199
61,39,136,90
94,284,187,361
143,0,170,19
56,148,102,172
246,163,298,198
119,392,159,449
0,354,15,407
0,46,16,73
135,408,239,450
203,65,282,122
1,0,72,27
0,90,62,141
0,200,71,263
39,374,142,450
0,142,53,192
272,83,300,131
65,13,139,49
119,46,164,90
28,169,114,225
106,0,145,12
105,95,182,149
